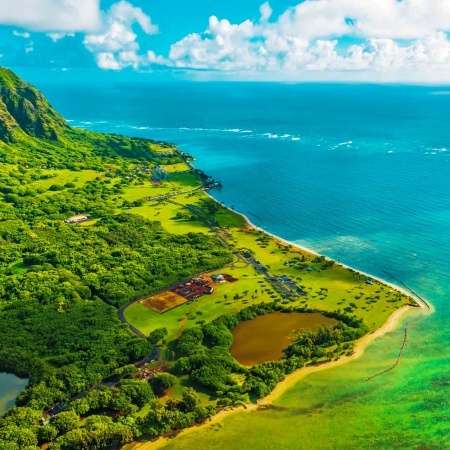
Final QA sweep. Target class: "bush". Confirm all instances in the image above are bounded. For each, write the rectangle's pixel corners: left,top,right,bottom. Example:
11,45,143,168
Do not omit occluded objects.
150,373,178,396
148,328,168,345
49,184,64,191
51,410,79,434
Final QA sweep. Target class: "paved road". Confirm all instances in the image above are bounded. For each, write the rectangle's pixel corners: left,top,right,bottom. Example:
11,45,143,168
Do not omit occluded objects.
240,253,292,297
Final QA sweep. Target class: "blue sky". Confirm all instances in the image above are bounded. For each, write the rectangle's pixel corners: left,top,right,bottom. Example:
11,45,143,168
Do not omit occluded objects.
2,1,450,83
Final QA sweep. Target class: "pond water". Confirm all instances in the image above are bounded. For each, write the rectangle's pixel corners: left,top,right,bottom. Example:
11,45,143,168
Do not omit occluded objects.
0,373,28,416
229,312,337,366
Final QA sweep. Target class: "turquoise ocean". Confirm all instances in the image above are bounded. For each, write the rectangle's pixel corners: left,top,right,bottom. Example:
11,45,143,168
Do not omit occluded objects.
39,81,450,447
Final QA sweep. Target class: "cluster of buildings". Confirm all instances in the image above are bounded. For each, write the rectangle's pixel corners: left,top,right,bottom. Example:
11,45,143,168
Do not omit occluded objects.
170,274,239,302
172,276,214,301
211,273,238,283
136,365,165,381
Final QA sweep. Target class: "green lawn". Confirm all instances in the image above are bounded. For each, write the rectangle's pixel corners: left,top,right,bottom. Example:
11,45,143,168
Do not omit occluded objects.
124,264,286,342
124,177,412,345
120,181,177,201
125,202,209,235
31,169,100,190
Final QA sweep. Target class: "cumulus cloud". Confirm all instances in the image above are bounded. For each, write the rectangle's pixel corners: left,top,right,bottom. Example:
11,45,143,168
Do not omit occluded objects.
5,0,450,81
161,0,450,80
275,0,450,40
83,0,158,70
0,0,101,32
259,2,273,22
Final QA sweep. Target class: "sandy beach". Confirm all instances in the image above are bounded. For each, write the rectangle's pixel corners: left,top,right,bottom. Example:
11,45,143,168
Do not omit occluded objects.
133,193,430,450
134,302,423,450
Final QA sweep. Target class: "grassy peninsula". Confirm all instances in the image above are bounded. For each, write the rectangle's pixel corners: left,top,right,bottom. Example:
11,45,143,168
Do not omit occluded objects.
0,68,419,450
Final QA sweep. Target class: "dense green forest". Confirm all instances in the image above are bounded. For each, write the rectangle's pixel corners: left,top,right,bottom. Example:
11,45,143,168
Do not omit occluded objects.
0,68,233,449
0,214,232,410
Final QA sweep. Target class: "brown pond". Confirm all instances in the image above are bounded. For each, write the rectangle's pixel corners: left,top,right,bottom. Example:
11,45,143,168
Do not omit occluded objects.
229,312,337,366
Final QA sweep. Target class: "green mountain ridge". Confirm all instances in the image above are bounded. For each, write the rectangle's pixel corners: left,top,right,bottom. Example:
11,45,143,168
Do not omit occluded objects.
0,68,67,143
0,67,181,171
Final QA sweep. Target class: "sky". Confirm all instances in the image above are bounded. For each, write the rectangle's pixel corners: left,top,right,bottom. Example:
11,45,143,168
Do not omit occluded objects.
3,0,450,83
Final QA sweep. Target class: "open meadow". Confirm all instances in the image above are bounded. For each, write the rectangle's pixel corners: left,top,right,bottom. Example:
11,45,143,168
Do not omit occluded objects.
123,175,414,345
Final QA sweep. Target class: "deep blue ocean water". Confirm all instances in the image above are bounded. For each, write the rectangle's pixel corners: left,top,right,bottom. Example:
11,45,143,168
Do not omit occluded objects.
37,81,450,445
43,82,450,296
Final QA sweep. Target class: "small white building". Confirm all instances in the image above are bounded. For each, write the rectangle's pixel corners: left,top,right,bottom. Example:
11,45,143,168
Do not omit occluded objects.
65,215,88,224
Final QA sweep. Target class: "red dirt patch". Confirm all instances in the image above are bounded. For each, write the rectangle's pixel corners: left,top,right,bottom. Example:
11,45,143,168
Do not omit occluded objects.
141,291,188,313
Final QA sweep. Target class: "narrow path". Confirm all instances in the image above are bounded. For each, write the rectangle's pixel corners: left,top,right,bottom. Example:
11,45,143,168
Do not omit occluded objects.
366,271,431,381
175,295,213,339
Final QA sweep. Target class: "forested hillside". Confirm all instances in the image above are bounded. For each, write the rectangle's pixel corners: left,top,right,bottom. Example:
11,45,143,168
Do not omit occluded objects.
0,68,232,448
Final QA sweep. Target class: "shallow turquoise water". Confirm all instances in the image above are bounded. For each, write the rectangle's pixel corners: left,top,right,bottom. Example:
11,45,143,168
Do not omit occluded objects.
36,81,450,446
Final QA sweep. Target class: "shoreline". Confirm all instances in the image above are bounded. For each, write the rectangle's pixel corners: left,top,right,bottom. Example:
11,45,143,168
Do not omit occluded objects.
205,190,430,311
133,192,430,450
135,304,420,450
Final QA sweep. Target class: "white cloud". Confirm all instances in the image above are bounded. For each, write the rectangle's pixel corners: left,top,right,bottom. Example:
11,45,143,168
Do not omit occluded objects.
168,16,261,70
0,0,101,32
83,0,158,70
96,52,121,70
276,0,450,40
160,1,450,81
6,0,450,81
259,2,273,22
47,32,75,42
12,30,30,39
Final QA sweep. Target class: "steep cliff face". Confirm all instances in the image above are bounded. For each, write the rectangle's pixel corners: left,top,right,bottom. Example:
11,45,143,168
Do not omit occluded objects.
0,68,68,142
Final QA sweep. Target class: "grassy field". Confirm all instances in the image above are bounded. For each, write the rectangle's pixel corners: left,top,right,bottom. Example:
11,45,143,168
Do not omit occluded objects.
2,160,410,338
227,226,409,330
124,184,413,343
34,169,99,187
126,201,209,235
124,264,286,342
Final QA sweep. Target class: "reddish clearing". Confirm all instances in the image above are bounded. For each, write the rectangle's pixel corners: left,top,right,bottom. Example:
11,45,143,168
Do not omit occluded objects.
141,291,187,313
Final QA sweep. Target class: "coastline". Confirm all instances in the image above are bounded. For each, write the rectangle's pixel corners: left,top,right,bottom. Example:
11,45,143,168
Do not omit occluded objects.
132,191,430,450
134,304,419,450
205,191,430,311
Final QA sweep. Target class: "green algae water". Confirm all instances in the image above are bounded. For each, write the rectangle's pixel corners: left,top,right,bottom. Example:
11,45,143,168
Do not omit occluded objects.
37,82,450,448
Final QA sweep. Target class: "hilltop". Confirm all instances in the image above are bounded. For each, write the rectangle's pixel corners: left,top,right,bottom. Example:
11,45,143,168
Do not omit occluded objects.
0,67,67,142
0,67,178,169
